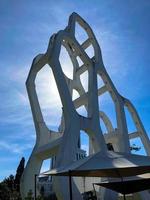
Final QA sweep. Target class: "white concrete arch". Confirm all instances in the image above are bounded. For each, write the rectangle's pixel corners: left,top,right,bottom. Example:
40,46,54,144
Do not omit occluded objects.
99,111,114,133
124,97,150,156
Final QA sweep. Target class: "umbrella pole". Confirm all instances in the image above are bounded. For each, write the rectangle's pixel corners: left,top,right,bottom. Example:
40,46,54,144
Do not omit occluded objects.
69,171,73,200
121,177,126,200
116,170,126,200
123,193,126,200
92,183,97,198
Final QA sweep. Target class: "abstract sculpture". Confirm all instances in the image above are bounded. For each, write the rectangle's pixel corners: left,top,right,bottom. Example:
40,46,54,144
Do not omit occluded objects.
21,13,150,200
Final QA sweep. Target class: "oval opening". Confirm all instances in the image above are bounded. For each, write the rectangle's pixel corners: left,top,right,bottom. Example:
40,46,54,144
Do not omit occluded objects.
59,45,74,80
35,64,62,132
75,22,88,44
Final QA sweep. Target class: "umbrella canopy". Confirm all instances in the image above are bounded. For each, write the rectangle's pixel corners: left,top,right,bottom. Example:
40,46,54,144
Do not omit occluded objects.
43,151,150,178
94,173,150,194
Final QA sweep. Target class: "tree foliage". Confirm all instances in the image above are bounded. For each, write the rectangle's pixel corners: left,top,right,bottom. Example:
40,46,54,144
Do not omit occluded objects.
15,157,25,192
0,157,25,200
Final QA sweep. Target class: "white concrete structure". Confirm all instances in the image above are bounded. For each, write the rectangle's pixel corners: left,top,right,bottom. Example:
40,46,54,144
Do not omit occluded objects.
21,13,150,200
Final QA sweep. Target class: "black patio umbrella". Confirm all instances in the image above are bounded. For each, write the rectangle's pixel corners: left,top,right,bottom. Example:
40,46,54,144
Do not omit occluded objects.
43,151,150,200
94,173,150,200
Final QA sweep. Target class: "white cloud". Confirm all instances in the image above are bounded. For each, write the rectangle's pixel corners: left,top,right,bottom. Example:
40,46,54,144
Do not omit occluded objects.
9,66,29,84
16,90,29,106
0,141,33,154
0,110,32,126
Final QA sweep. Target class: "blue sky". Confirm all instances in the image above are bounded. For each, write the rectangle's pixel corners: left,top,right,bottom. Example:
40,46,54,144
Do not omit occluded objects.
0,0,150,180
